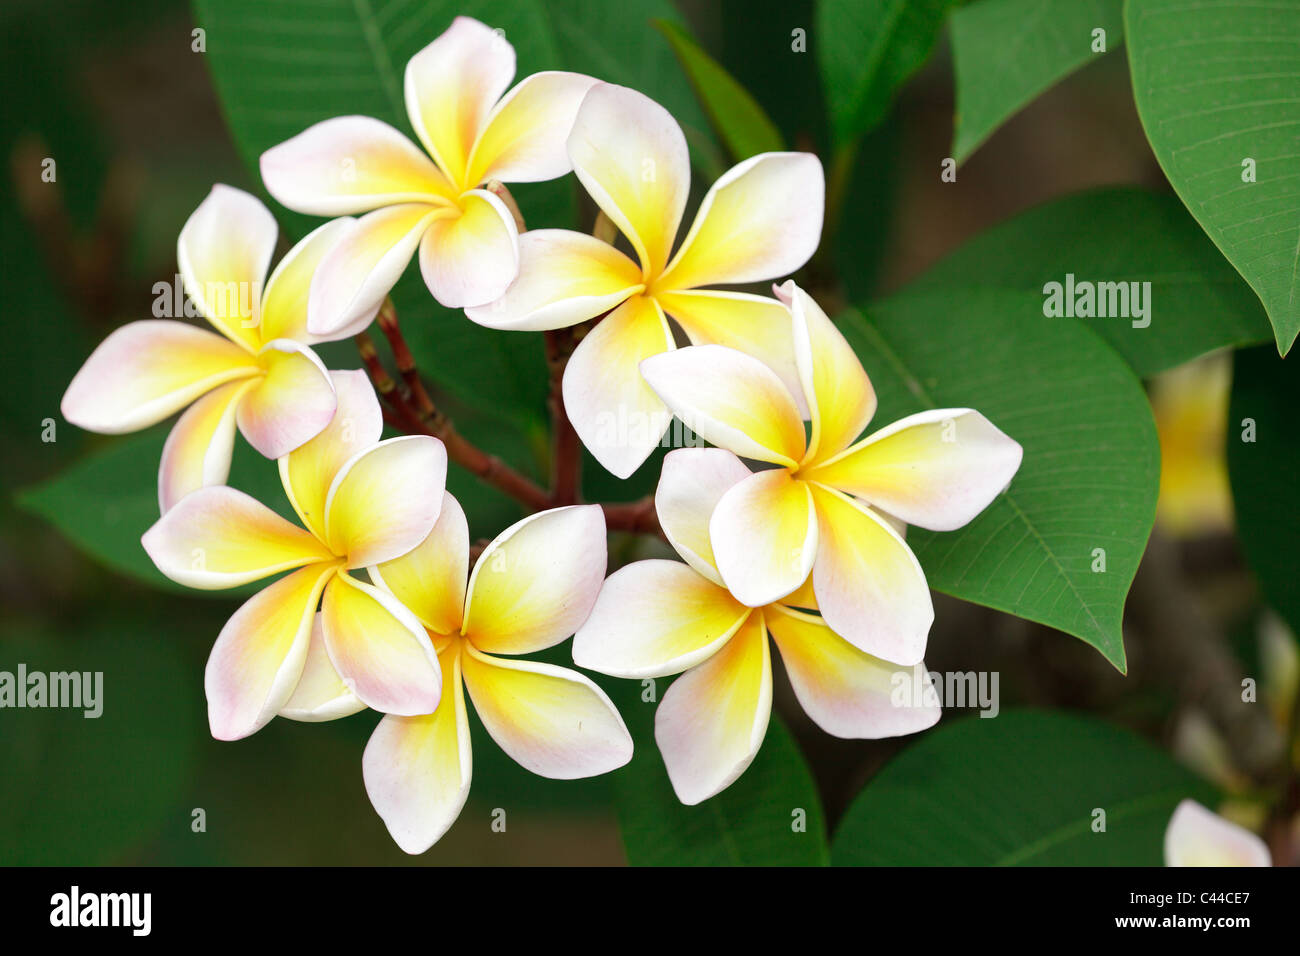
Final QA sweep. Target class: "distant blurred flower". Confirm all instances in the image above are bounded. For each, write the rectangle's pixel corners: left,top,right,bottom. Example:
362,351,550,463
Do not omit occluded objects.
1164,799,1271,866
1150,353,1232,537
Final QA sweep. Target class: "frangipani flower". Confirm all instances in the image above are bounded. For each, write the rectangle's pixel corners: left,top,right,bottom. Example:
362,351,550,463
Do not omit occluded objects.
62,185,361,511
351,499,631,853
259,16,598,330
141,371,448,740
467,82,825,479
640,282,1023,666
1164,799,1272,866
574,447,940,805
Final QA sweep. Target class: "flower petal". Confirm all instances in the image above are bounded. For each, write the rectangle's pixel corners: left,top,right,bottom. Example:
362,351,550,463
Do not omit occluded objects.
464,229,642,331
417,188,519,308
468,71,600,185
158,378,255,513
321,571,442,716
178,184,277,352
640,344,806,467
324,435,447,568
766,605,940,739
404,15,515,186
279,612,366,722
142,485,334,589
655,447,752,584
236,340,337,459
655,610,771,805
460,644,632,779
775,280,876,466
802,408,1023,532
280,369,384,540
260,115,456,215
709,468,817,607
363,642,471,854
561,294,675,479
567,83,689,277
370,491,468,634
809,483,933,666
306,203,442,338
1164,799,1272,867
259,217,358,344
462,505,606,655
61,321,258,434
659,152,824,291
573,559,750,678
205,562,338,740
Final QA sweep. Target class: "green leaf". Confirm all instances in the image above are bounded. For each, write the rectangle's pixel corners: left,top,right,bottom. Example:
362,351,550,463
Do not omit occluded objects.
613,699,828,865
951,0,1123,164
832,709,1217,865
817,0,957,144
1126,0,1300,356
1228,346,1300,638
902,187,1273,375
842,289,1160,670
652,18,784,160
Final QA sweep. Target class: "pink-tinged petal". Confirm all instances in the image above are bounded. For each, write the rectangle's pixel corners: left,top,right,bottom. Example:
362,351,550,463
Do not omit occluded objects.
280,369,383,540
320,571,442,716
657,289,808,417
279,612,366,722
641,344,806,467
775,280,876,466
573,559,750,678
465,229,642,331
142,485,334,590
236,340,337,459
205,562,339,740
404,15,515,186
462,505,606,655
766,605,940,739
803,408,1023,532
259,218,359,344
655,447,752,584
417,189,519,308
659,152,824,291
709,469,817,607
177,184,277,352
809,483,933,666
467,71,600,185
655,610,771,805
370,491,469,634
1164,799,1272,866
324,435,447,568
561,294,675,479
567,83,689,277
460,644,632,779
260,116,456,216
306,203,442,337
158,378,256,513
363,642,471,854
61,320,258,434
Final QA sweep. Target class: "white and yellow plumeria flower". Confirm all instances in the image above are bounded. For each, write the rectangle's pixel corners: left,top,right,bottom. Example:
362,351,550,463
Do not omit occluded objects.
574,447,940,805
467,82,825,479
259,16,598,330
62,184,365,512
639,282,1023,666
340,499,631,853
1164,799,1272,866
141,371,448,741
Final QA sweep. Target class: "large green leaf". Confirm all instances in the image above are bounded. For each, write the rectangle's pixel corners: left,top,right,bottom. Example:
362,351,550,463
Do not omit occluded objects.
833,710,1217,865
1228,346,1300,638
817,0,957,144
951,0,1123,163
902,187,1273,375
843,289,1160,670
1126,0,1300,356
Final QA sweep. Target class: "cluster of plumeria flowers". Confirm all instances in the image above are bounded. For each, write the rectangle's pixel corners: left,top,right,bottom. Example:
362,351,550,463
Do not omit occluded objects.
61,16,1025,853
